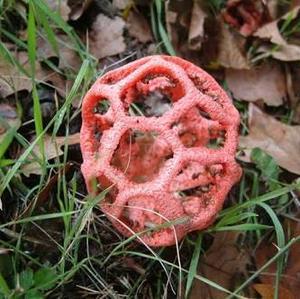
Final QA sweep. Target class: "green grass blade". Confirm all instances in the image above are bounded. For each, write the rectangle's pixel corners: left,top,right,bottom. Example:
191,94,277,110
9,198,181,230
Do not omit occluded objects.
209,224,272,232
219,185,296,218
0,272,10,296
27,0,37,77
38,8,59,55
258,203,285,299
0,60,90,197
154,0,176,55
0,127,17,160
185,233,202,298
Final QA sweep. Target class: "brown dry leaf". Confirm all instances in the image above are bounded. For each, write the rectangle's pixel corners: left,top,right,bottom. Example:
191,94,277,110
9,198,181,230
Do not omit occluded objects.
188,0,207,50
253,283,295,299
0,49,32,97
37,34,82,71
266,0,278,19
89,14,126,59
190,232,250,299
22,133,80,176
45,0,70,21
217,21,250,69
0,103,21,143
254,6,300,61
165,0,193,52
292,0,300,8
287,63,300,124
239,104,300,174
68,0,92,21
0,45,67,98
127,10,153,43
226,62,286,106
20,163,74,218
112,0,131,10
255,217,300,298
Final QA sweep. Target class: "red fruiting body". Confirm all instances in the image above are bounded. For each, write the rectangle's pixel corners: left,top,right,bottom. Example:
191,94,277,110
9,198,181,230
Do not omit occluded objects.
80,56,242,247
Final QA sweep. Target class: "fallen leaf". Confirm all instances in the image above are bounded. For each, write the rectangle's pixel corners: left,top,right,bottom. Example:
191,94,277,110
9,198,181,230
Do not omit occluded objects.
20,163,74,218
286,63,300,124
266,0,279,19
226,62,286,106
0,45,67,98
255,217,300,299
127,10,153,43
239,104,300,174
254,6,300,61
0,48,32,97
217,21,250,69
0,103,20,145
190,232,251,299
165,0,194,54
0,248,13,255
68,0,92,21
112,0,131,10
292,0,300,8
89,14,126,59
253,283,295,299
37,34,82,71
188,0,207,50
21,133,80,176
45,0,70,21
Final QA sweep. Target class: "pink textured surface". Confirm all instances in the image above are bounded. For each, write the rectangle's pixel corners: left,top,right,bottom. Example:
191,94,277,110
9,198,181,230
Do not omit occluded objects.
80,55,242,247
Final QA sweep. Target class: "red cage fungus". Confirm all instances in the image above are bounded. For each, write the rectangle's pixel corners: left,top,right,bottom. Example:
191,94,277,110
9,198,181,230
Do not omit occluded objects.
80,55,242,247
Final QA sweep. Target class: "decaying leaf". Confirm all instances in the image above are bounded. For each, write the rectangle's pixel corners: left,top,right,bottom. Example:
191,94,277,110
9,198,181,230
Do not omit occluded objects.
286,62,300,124
127,10,153,43
226,62,286,106
89,14,126,59
68,0,92,21
188,0,207,50
190,232,250,299
254,217,300,299
45,0,70,21
254,6,300,61
0,103,21,144
239,104,300,174
253,283,295,299
0,45,67,98
217,21,250,69
112,0,131,10
37,34,82,71
22,133,80,176
0,49,32,98
165,0,194,54
20,163,74,218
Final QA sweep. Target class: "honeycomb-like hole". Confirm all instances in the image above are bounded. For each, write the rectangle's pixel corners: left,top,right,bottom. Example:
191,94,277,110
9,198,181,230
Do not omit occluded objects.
120,72,185,117
121,199,163,232
172,106,226,149
92,175,119,205
94,99,110,115
118,195,181,240
92,117,113,151
130,90,173,117
110,129,174,183
139,72,185,101
207,129,226,149
172,162,225,216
